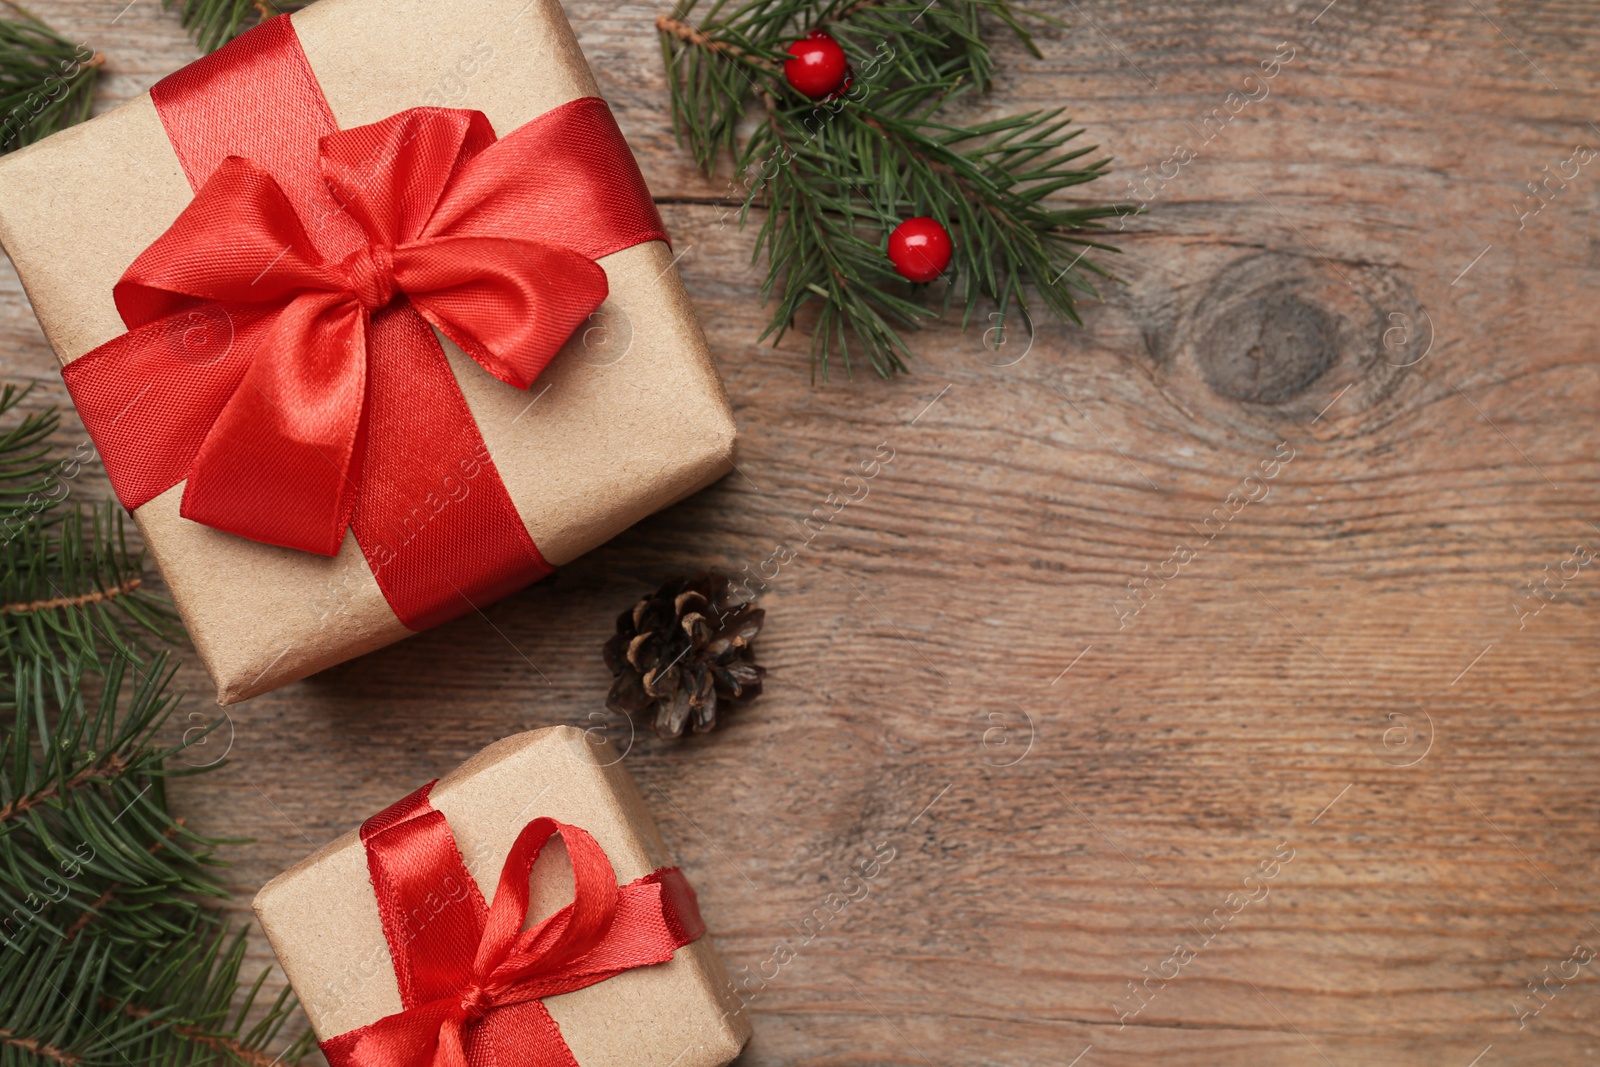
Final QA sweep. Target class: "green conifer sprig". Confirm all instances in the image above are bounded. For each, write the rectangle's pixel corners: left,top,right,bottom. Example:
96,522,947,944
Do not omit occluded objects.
660,0,1130,379
3,912,307,1065
0,386,313,1066
0,387,177,671
0,2,100,156
2,656,218,952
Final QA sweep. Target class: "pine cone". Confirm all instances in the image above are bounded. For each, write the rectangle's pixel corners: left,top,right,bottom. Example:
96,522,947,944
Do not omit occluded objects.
603,574,765,738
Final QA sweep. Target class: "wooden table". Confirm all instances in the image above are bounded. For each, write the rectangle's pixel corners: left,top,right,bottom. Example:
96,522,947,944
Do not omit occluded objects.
3,2,1598,1064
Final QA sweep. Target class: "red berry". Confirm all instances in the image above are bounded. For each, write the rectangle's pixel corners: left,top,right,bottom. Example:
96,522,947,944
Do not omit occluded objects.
887,216,953,283
784,30,848,99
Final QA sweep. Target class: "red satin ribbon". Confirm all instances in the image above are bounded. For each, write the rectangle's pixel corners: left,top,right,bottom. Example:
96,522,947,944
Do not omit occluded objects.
322,782,705,1067
59,15,669,630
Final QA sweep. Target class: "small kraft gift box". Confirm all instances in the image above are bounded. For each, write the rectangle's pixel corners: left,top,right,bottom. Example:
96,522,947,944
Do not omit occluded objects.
254,726,751,1066
0,0,737,703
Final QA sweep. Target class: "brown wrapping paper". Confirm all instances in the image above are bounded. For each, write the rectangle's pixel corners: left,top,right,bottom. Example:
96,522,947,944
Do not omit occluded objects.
0,0,736,704
254,726,751,1064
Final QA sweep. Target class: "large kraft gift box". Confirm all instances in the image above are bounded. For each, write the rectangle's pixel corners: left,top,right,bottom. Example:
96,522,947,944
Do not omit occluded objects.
0,0,736,703
254,726,751,1065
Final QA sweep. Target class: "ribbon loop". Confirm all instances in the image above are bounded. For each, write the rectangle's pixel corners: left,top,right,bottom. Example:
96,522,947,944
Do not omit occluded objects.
113,156,333,325
480,818,620,986
317,107,498,249
320,782,705,1067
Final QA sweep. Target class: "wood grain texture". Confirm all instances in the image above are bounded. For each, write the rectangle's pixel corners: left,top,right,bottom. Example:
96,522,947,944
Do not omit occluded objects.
3,1,1599,1064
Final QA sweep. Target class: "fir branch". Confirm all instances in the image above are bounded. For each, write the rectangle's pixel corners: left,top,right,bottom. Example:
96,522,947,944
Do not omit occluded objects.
2,916,311,1066
0,656,223,955
2,578,142,616
0,501,179,669
60,821,182,943
117,1002,287,1067
0,392,311,1066
0,3,100,156
0,387,57,508
660,0,1130,379
115,924,315,1066
175,1026,283,1067
0,937,152,1067
657,14,757,59
0,658,311,1065
58,887,112,944
0,751,126,825
0,1027,80,1066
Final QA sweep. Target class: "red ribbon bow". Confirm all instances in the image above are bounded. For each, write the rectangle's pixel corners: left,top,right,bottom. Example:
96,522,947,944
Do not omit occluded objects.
322,782,705,1067
61,15,669,630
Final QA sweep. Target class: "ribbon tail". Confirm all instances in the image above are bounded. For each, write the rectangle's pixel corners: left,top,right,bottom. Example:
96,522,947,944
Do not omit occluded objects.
61,305,271,511
321,1000,579,1067
489,869,703,1000
180,290,367,555
319,1000,460,1067
359,781,487,1007
479,1000,579,1067
349,302,551,630
639,866,707,945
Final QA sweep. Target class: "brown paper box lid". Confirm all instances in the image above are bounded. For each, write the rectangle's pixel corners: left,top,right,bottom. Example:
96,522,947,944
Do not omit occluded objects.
253,726,751,1064
0,0,737,704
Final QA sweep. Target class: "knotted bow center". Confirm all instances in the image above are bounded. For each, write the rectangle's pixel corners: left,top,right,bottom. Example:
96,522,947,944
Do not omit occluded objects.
457,982,495,1022
339,242,399,311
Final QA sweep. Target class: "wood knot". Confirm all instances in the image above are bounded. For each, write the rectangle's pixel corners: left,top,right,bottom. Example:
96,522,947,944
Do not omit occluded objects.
1196,293,1338,404
1130,250,1425,430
